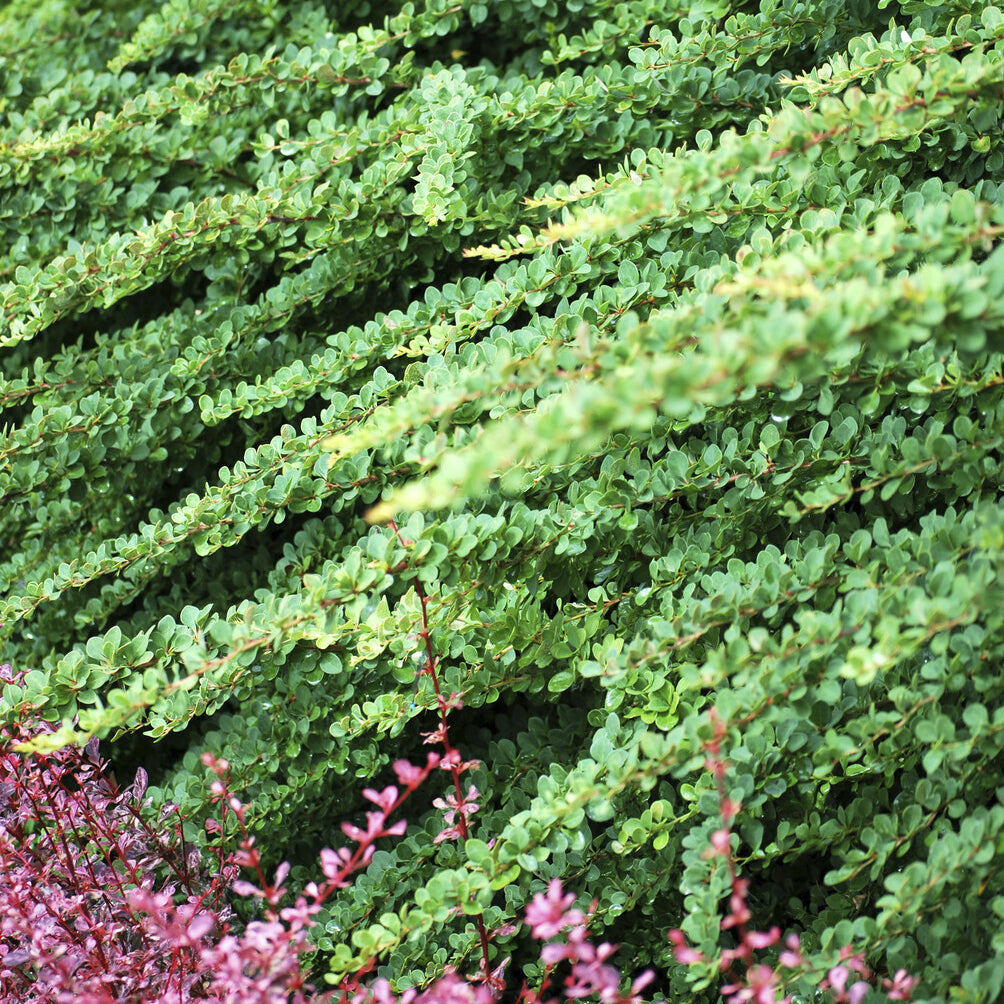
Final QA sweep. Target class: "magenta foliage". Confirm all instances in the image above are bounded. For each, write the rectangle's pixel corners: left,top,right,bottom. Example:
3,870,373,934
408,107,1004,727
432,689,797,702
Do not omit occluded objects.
0,661,438,1004
1,664,236,1001
518,880,655,1004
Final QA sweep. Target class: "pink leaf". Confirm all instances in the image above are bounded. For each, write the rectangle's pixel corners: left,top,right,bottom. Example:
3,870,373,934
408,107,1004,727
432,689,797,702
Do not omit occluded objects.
363,785,398,812
231,879,263,898
668,928,706,965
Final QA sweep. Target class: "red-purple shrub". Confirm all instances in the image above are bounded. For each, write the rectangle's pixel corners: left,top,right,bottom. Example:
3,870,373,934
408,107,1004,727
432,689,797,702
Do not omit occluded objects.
0,656,440,1004
1,663,238,1001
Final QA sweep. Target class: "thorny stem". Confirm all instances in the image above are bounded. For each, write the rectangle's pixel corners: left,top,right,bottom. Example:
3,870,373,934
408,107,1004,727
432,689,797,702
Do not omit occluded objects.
707,710,755,977
389,520,494,987
16,753,118,971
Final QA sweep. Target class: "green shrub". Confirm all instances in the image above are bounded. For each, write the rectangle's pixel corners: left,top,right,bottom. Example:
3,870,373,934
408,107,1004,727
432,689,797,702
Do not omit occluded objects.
2,0,1003,1000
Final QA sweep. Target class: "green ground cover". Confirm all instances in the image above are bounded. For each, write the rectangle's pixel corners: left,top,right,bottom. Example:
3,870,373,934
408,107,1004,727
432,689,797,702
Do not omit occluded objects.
1,1,1003,999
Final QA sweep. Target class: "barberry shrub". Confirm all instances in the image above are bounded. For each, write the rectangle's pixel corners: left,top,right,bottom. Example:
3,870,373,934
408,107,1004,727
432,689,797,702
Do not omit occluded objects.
0,657,440,1003
1,0,1003,1001
0,663,242,1001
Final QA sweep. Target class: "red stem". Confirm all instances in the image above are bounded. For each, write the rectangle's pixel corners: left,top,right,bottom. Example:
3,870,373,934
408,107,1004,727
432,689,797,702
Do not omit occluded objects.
712,763,754,972
390,521,494,985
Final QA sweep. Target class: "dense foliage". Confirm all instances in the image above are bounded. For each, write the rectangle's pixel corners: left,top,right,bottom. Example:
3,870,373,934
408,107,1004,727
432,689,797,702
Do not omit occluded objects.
1,0,1003,1000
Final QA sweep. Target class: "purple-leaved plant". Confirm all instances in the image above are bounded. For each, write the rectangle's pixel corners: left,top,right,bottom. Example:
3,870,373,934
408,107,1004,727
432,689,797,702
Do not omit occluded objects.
0,658,442,1003
194,749,442,1004
1,662,238,1001
517,880,655,1004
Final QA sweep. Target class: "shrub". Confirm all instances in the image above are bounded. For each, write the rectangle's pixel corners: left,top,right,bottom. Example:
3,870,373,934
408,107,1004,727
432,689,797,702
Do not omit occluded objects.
0,663,242,1001
2,1,1003,1001
0,657,434,1003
